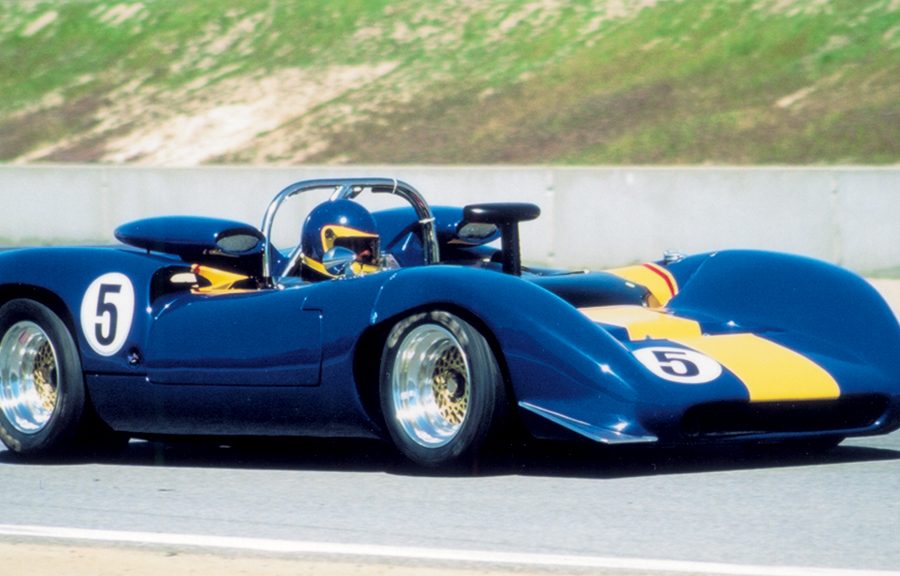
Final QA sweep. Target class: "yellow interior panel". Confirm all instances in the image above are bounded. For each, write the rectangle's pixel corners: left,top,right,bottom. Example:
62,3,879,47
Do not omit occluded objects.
192,265,251,292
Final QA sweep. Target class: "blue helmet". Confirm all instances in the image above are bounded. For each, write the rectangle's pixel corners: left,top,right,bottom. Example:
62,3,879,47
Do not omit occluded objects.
300,199,381,280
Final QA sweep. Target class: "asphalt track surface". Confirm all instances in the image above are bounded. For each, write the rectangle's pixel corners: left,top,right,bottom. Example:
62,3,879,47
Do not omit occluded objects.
2,281,899,576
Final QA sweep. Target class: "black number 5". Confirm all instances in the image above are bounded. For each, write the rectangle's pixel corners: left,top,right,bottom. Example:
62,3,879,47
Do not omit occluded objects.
95,283,121,346
652,350,700,377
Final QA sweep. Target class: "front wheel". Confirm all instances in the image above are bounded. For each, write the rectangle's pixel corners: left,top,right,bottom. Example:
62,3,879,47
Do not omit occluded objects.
380,311,506,468
0,299,88,456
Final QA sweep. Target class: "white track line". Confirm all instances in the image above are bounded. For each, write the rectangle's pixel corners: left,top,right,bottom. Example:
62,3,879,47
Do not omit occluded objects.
0,524,897,576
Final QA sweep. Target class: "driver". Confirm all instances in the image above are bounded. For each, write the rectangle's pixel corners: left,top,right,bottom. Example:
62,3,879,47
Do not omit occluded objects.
299,199,382,281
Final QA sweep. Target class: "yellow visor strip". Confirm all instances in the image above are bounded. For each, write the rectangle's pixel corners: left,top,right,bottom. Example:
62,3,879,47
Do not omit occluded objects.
321,224,378,252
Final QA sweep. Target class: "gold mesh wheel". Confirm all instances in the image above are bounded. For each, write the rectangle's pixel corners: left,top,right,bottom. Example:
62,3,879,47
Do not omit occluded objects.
0,321,59,434
33,341,59,412
432,346,469,426
390,324,471,448
382,310,505,467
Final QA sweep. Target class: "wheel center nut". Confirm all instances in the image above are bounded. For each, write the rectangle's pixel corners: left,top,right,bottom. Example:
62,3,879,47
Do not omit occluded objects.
449,374,468,399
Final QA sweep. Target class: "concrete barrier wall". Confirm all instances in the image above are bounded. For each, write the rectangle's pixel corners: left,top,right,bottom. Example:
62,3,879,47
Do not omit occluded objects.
2,165,898,272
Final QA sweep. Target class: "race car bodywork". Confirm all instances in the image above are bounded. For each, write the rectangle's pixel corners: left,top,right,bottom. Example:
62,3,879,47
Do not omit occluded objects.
1,178,899,467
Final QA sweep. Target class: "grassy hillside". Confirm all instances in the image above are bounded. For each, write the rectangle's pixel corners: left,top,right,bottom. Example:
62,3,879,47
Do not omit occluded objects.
1,0,897,165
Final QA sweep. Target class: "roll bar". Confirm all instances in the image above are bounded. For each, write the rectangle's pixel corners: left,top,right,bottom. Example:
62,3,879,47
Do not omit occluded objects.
260,178,440,286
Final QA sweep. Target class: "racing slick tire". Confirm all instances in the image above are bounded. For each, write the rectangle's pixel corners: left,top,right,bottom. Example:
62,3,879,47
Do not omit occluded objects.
0,299,123,457
380,310,506,468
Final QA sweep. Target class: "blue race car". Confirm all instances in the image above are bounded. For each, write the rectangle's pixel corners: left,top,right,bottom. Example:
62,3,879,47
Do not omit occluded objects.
1,178,899,467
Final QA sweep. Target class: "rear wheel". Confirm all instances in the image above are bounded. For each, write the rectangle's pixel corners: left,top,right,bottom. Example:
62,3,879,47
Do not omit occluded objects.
380,311,506,468
0,299,104,457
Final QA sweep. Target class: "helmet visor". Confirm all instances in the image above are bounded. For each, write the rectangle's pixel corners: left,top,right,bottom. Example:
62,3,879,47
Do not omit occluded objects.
323,225,380,265
334,236,380,265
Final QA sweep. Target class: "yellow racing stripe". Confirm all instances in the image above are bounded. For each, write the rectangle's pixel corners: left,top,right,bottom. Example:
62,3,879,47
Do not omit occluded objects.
674,333,840,402
607,264,678,307
583,300,840,401
581,305,702,340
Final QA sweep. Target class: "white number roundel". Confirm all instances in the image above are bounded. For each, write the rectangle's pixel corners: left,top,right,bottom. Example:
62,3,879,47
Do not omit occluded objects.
80,273,135,357
633,346,722,384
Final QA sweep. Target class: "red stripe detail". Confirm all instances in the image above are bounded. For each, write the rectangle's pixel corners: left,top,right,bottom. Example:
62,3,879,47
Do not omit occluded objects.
643,263,676,297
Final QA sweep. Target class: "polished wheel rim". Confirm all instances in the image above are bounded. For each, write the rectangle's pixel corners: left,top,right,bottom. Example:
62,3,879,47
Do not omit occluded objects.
0,321,59,434
391,324,470,448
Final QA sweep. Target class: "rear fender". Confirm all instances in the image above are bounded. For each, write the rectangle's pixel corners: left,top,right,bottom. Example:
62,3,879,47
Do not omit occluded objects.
0,247,176,375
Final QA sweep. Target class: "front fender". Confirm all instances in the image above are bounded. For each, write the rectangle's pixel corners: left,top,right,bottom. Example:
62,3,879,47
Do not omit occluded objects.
668,250,900,373
371,266,659,441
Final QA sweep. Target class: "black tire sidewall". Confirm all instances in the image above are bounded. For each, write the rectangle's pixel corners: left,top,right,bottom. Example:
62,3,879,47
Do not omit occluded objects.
379,310,504,467
0,299,86,455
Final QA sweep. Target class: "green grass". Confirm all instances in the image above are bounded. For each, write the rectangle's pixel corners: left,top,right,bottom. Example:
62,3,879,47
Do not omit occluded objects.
1,0,897,164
